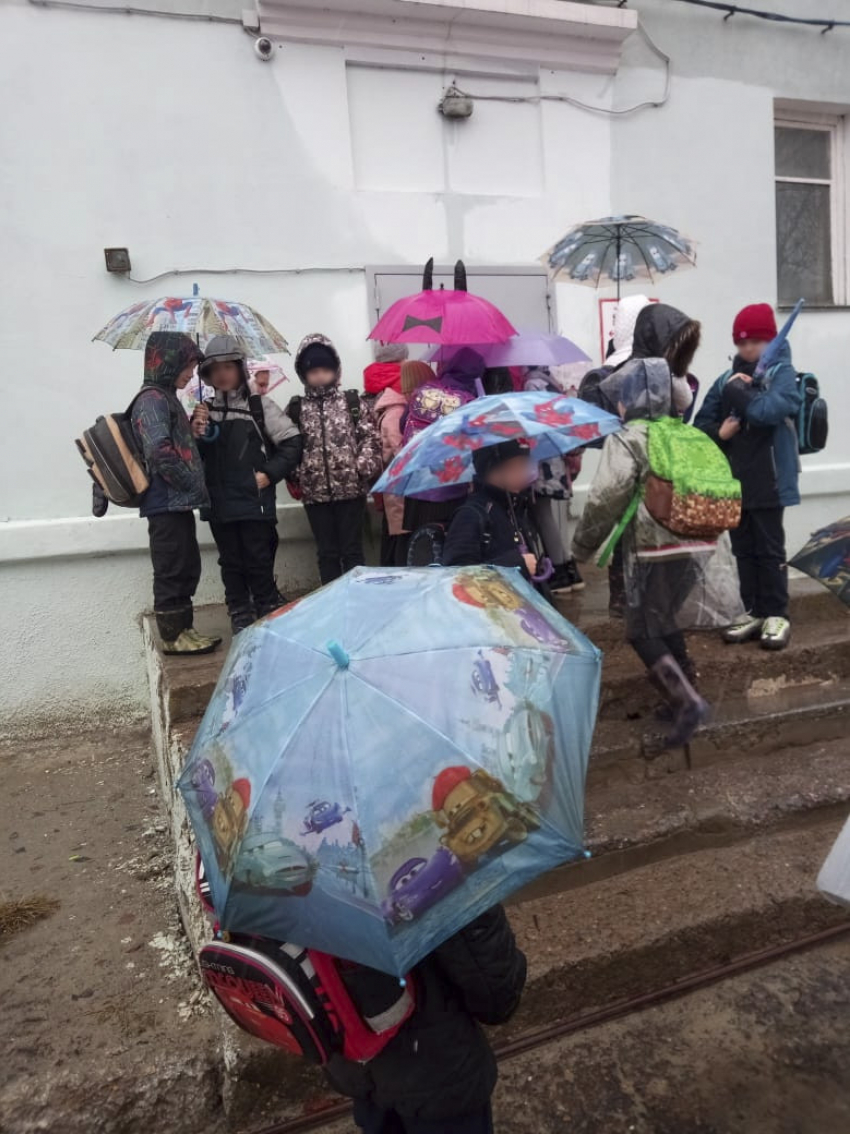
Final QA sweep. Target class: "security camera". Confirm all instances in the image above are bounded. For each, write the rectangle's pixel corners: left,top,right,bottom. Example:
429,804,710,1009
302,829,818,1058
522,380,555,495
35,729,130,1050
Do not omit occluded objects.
254,37,274,61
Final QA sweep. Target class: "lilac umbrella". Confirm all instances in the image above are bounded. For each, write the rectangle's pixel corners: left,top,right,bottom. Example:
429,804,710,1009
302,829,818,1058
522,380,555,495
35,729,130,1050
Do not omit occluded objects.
425,331,589,369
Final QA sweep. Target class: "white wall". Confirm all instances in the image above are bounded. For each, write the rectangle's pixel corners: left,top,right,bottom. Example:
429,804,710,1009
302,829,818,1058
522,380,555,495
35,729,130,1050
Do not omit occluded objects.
0,0,614,729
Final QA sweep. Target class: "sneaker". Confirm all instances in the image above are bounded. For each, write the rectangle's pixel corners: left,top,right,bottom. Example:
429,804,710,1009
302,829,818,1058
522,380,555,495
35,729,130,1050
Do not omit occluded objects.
760,616,791,651
162,629,221,656
723,614,764,644
563,558,585,593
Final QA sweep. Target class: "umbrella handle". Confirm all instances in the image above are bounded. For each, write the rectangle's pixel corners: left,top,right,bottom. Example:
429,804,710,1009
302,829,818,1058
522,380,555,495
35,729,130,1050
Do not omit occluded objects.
531,556,554,584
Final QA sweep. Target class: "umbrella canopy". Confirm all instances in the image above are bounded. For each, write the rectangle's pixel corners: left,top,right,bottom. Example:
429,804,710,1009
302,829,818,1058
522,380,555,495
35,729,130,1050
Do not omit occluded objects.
178,565,600,977
425,331,590,369
94,295,288,355
790,516,850,606
368,259,516,346
374,392,620,499
542,215,697,299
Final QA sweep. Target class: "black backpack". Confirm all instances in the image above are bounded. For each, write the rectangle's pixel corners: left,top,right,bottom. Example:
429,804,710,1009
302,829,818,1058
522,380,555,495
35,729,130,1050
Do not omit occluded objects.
795,372,828,455
75,392,150,508
287,389,361,429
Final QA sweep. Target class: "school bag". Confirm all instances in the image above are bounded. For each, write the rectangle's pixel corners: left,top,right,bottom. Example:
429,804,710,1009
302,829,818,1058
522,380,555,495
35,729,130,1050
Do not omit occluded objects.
75,393,150,507
199,931,415,1064
285,390,361,501
795,372,828,455
643,416,742,540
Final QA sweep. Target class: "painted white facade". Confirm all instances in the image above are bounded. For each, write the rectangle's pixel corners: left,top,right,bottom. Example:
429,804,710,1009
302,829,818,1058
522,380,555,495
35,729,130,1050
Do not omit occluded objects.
1,0,848,730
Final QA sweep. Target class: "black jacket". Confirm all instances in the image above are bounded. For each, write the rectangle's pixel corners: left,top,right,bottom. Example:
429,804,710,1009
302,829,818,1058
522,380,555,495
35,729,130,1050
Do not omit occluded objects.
442,484,540,579
325,906,526,1121
199,384,302,524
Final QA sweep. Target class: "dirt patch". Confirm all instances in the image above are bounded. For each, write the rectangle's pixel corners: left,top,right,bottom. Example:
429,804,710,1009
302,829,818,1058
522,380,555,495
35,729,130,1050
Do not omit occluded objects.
0,729,225,1134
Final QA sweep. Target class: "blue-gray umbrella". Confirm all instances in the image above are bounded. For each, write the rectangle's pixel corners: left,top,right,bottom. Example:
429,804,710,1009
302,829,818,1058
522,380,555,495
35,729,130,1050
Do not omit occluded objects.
542,215,697,299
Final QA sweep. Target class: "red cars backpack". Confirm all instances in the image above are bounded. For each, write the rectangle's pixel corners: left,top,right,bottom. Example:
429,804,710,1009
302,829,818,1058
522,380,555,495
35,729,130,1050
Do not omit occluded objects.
199,933,415,1065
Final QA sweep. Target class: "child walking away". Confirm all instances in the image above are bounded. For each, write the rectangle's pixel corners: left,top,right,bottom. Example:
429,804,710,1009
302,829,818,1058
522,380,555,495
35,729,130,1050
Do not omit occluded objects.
695,304,802,650
196,336,302,633
572,317,743,748
130,332,221,656
289,335,382,584
326,905,526,1134
443,439,551,596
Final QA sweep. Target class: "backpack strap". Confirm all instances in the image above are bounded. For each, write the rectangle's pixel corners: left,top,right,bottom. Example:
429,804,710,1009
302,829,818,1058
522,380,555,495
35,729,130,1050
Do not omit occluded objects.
247,392,273,452
465,498,494,556
345,389,361,424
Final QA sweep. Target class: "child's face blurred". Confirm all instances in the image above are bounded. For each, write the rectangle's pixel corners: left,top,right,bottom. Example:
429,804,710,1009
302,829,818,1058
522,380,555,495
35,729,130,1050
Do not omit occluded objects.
253,370,271,395
176,364,196,390
486,456,535,496
208,360,242,391
306,367,337,388
737,338,767,364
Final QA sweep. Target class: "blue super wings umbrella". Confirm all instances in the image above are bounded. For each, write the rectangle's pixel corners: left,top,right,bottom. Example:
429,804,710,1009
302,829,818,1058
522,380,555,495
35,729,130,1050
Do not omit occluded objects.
178,566,601,977
374,392,621,499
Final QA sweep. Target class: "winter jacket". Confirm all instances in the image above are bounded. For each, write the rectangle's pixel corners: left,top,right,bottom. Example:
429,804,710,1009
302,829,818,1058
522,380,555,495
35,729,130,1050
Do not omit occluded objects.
598,303,695,421
443,483,539,580
374,387,407,536
131,332,208,518
694,343,801,509
325,905,526,1122
199,381,302,525
291,335,382,506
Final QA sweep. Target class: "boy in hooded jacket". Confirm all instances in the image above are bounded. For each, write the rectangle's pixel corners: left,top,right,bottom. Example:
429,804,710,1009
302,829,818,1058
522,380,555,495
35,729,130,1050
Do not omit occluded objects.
694,304,801,651
289,335,382,584
326,904,526,1134
195,335,302,633
572,309,724,748
130,331,221,656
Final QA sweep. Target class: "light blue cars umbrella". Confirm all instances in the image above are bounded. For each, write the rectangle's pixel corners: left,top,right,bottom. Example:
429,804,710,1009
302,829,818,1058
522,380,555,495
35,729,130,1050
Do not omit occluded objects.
373,392,621,500
178,566,601,977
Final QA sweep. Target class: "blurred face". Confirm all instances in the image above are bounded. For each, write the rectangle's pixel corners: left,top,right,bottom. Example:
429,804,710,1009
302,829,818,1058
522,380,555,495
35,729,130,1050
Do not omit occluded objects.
306,367,337,388
175,363,196,390
737,338,768,364
253,370,271,395
207,360,242,392
486,455,535,496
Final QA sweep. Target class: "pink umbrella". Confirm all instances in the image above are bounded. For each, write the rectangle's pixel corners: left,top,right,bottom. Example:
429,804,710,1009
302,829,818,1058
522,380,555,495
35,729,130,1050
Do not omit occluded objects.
368,260,517,346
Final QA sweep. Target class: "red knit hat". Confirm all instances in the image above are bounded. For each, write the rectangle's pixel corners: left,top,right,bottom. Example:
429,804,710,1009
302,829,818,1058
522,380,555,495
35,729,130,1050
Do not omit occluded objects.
732,304,777,344
432,766,471,812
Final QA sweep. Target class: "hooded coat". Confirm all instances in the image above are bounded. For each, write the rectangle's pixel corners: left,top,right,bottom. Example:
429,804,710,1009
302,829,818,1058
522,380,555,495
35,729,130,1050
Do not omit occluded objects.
573,361,742,640
597,304,695,420
290,334,382,505
197,335,302,524
694,342,801,509
130,332,208,518
325,905,526,1123
374,386,408,536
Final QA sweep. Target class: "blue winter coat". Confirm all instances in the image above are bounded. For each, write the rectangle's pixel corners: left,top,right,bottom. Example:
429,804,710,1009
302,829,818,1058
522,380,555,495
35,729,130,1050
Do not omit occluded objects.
694,343,802,509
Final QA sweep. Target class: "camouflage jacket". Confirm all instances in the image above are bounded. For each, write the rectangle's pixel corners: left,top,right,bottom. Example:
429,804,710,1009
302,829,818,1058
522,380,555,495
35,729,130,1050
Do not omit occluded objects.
292,385,382,505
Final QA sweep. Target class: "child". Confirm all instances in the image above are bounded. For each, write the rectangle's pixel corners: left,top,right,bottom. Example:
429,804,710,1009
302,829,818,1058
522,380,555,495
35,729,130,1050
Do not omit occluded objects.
326,905,526,1134
363,342,409,411
572,315,719,748
442,439,548,593
195,335,302,633
289,334,382,584
130,331,221,655
694,304,802,650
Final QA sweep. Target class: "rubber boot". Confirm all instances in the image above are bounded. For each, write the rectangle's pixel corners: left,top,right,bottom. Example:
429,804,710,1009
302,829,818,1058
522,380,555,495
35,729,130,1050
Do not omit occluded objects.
183,607,222,654
228,602,256,635
155,607,218,656
650,655,710,748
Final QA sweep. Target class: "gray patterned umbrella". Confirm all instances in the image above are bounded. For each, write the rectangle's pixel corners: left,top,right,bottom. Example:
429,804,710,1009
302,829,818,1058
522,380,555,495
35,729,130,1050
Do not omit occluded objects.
542,215,697,299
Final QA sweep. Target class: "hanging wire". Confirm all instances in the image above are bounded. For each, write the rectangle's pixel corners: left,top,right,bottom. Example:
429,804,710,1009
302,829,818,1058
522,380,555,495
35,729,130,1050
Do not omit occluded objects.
660,0,848,32
126,266,366,285
449,22,671,116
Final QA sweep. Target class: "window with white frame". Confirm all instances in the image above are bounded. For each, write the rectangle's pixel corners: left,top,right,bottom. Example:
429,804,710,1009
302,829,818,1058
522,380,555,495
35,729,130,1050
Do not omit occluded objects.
775,115,845,306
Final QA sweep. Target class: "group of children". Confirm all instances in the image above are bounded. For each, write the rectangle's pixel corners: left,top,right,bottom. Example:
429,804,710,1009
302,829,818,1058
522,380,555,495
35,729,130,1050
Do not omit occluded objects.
126,300,804,1133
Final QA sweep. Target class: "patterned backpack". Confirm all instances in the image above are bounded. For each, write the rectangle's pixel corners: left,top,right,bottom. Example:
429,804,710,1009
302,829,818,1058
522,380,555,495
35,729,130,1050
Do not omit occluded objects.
401,383,473,447
643,416,742,540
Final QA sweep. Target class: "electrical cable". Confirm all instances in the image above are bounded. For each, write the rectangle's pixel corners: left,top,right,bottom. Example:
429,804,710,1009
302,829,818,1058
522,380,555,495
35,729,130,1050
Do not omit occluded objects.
659,0,849,32
450,22,671,116
27,0,244,25
126,266,366,285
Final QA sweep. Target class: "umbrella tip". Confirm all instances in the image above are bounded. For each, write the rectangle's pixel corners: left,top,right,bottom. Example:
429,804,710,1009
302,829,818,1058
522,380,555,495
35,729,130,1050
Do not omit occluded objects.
327,640,350,669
